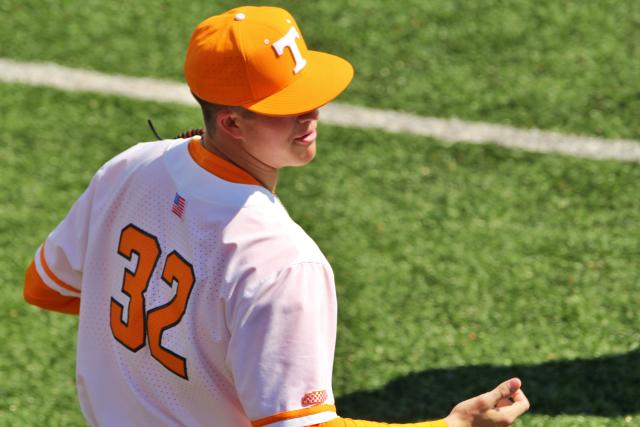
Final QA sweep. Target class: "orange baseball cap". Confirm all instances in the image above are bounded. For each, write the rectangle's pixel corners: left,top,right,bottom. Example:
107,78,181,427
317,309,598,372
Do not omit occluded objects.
184,6,354,116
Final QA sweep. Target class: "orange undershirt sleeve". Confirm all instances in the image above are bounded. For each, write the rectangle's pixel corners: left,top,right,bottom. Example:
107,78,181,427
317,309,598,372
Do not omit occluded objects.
24,259,80,315
312,417,448,427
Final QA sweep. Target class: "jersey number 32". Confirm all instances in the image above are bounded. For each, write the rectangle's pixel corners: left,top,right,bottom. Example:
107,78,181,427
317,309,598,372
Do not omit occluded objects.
110,224,195,380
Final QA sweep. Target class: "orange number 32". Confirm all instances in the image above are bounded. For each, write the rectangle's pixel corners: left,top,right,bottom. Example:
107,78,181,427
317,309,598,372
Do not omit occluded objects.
110,224,195,380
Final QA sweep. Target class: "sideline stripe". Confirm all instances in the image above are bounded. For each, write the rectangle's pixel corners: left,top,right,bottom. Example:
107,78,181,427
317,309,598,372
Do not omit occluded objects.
2,57,640,163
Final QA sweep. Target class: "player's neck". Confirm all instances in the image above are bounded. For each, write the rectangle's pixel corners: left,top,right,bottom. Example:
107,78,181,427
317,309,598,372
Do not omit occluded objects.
201,133,278,193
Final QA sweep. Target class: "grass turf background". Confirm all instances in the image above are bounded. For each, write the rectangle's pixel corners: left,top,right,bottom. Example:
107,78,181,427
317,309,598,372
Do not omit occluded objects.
1,0,639,140
2,0,639,425
1,84,639,426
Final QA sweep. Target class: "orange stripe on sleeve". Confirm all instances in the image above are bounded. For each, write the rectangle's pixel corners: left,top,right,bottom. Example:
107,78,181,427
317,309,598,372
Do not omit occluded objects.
252,404,337,427
40,241,80,294
24,259,80,315
312,417,448,427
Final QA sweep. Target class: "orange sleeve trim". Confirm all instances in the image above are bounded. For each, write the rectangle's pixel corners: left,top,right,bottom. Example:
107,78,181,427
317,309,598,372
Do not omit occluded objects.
40,241,80,293
252,404,337,427
314,417,448,427
24,259,80,315
188,137,263,187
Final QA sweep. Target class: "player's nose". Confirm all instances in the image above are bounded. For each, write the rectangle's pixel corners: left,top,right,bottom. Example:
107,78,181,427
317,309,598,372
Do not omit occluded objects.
297,109,320,123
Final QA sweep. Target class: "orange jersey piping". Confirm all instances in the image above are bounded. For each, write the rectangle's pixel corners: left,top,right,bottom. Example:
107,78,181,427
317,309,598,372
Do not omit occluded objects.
188,137,263,186
314,418,448,427
252,404,337,427
40,241,81,293
24,259,80,315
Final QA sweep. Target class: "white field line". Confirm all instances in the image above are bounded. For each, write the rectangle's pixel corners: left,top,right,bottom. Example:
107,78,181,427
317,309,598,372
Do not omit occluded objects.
2,57,640,163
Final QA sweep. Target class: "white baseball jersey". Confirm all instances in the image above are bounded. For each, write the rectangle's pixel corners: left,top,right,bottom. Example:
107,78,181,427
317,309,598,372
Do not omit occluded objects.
26,136,339,427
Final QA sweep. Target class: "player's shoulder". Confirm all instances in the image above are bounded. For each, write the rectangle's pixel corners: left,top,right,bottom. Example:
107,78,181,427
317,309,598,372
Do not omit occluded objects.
98,139,176,176
230,200,328,267
86,138,184,193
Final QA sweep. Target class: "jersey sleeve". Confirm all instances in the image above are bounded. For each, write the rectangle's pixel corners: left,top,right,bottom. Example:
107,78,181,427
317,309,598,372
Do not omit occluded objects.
24,171,100,314
312,418,448,426
227,261,339,427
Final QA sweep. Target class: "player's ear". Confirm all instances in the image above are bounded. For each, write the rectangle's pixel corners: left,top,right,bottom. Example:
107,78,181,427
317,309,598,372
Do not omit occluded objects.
217,109,243,140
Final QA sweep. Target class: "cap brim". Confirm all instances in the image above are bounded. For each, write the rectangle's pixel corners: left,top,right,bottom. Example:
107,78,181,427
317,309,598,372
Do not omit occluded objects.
243,51,354,116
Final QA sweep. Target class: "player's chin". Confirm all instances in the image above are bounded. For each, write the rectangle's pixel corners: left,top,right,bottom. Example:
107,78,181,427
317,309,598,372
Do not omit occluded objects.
290,140,317,167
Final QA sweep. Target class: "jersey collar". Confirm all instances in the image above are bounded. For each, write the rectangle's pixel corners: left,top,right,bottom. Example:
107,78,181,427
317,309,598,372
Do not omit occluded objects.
188,136,263,188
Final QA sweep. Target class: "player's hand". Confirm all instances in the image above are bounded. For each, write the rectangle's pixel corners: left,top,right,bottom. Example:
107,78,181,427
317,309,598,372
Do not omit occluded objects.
444,378,530,427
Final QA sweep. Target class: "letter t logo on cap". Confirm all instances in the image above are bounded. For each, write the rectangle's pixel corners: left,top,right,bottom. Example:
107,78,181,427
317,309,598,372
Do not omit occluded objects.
272,26,307,74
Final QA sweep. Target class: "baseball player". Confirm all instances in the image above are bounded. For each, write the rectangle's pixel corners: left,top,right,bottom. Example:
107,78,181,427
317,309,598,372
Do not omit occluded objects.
24,6,529,427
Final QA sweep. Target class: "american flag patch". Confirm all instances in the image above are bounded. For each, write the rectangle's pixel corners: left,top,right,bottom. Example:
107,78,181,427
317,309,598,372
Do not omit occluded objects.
171,193,186,218
301,389,328,407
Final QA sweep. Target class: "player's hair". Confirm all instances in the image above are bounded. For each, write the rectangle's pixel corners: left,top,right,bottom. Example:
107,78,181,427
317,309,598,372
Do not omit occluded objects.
192,93,255,135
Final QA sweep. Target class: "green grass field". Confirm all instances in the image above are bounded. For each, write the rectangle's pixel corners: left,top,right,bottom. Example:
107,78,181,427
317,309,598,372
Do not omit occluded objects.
1,1,639,426
2,0,639,139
